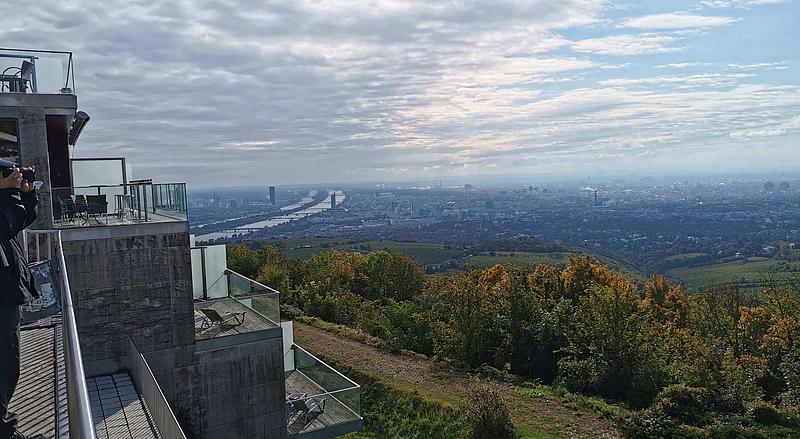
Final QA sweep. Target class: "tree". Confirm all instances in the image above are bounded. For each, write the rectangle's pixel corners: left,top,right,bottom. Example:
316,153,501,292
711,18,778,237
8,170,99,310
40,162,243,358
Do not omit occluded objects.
227,244,260,278
360,251,427,301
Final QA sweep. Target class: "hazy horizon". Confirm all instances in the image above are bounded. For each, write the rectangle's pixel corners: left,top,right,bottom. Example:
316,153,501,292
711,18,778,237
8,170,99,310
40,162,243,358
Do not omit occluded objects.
2,0,798,188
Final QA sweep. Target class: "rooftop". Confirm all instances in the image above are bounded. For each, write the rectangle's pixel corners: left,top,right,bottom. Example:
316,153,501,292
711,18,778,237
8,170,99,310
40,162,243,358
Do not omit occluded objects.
0,48,75,95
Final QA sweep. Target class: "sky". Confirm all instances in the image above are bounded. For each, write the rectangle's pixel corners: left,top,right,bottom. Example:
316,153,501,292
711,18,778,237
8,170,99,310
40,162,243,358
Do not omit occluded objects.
1,0,798,187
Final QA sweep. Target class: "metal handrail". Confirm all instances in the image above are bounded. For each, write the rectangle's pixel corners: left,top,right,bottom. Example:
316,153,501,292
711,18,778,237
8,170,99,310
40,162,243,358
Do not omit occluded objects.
24,230,97,439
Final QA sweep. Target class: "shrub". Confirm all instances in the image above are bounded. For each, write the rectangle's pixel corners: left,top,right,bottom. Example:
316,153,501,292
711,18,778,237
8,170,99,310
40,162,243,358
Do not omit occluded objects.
461,383,516,439
651,384,710,426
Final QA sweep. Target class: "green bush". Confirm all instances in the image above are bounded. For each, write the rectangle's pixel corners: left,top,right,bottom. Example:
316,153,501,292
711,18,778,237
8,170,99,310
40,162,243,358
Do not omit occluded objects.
652,384,710,426
461,383,516,439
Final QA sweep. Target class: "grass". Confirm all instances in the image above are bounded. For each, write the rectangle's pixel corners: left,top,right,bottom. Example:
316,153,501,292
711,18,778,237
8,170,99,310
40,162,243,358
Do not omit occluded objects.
667,257,800,290
662,252,707,262
266,237,466,266
459,252,573,269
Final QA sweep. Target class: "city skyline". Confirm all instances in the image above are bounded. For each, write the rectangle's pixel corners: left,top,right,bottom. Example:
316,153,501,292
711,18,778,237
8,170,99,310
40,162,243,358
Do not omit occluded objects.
1,0,798,187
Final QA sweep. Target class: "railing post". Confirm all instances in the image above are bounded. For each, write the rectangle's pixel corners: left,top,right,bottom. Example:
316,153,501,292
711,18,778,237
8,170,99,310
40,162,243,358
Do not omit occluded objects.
200,247,208,300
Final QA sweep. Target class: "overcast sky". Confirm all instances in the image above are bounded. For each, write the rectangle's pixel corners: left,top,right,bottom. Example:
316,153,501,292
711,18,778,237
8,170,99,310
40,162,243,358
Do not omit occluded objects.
2,0,798,187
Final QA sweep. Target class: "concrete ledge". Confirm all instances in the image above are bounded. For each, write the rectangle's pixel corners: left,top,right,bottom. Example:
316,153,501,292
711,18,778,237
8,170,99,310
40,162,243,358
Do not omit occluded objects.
60,221,189,242
0,93,77,113
195,326,282,352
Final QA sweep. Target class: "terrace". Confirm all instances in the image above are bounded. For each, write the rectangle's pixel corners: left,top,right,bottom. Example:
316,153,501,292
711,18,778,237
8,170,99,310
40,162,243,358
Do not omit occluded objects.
0,48,75,95
193,269,281,345
285,344,363,438
50,158,188,229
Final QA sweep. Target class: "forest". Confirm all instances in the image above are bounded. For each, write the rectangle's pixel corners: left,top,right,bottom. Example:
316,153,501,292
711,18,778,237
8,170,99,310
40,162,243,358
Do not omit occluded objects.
228,244,800,438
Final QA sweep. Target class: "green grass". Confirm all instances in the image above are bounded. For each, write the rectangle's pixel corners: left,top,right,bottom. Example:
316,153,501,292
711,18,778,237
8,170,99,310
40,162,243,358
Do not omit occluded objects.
265,238,466,266
667,257,800,290
460,252,573,269
662,252,707,262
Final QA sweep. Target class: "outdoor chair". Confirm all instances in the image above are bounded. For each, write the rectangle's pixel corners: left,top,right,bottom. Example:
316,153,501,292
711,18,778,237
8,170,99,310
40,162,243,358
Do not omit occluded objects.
198,307,246,329
59,196,77,223
74,195,89,224
286,392,308,417
86,194,109,224
287,396,326,425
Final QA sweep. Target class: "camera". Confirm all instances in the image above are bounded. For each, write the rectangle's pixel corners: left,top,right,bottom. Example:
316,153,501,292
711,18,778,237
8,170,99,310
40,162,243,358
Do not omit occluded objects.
0,165,35,182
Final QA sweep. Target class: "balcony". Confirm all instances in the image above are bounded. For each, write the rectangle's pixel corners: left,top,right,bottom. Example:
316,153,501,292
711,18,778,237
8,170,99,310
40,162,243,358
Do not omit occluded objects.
0,48,75,95
14,230,187,439
285,344,363,438
52,182,188,228
193,269,281,346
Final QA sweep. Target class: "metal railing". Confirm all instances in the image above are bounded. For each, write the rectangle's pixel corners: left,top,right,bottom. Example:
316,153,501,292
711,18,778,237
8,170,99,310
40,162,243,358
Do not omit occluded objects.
128,339,188,439
0,48,75,94
51,182,187,228
23,230,96,439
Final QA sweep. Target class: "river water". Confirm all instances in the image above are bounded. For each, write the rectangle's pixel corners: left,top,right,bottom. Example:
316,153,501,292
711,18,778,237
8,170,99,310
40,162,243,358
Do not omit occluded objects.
194,190,345,242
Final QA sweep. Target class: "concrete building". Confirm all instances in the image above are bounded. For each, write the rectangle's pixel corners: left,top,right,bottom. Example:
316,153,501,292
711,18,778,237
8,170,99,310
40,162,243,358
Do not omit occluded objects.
270,186,276,205
3,48,361,439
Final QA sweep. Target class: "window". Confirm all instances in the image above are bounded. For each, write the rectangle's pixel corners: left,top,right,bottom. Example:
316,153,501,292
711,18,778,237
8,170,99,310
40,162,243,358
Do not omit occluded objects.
0,119,19,163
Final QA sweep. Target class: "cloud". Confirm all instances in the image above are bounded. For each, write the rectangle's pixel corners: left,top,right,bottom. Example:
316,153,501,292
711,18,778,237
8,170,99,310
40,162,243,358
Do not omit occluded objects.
621,12,739,29
729,128,785,139
0,0,796,185
701,0,785,8
571,34,681,56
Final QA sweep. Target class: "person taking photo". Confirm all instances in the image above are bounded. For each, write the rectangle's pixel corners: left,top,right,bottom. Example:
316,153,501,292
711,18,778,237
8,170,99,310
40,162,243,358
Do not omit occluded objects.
0,160,42,439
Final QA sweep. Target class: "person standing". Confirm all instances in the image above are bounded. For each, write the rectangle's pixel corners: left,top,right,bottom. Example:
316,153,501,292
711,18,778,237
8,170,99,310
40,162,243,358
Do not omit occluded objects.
0,161,42,439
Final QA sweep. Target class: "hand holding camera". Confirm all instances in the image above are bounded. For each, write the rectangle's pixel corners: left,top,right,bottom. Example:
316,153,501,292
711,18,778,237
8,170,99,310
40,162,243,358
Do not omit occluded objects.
0,165,36,192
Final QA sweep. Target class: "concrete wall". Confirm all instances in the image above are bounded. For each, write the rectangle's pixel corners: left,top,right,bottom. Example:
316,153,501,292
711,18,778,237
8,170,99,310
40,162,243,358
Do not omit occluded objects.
0,98,74,229
61,222,201,433
195,337,288,439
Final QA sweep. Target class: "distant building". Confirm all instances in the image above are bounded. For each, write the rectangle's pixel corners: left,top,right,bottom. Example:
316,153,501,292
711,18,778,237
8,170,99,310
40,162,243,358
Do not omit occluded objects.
269,185,276,205
331,192,337,207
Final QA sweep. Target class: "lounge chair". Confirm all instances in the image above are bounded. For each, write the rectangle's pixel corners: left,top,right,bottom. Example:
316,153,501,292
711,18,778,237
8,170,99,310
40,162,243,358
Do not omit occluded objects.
287,396,326,425
198,307,246,329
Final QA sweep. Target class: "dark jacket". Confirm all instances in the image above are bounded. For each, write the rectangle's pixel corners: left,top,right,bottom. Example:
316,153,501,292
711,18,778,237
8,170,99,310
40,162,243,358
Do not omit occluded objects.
0,188,39,308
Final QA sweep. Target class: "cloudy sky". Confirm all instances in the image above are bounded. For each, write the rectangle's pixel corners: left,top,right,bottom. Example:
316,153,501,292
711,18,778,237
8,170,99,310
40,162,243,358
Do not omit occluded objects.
2,0,798,187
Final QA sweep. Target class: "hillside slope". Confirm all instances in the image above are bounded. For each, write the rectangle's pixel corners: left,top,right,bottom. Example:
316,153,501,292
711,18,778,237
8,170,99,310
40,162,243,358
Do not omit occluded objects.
294,322,622,439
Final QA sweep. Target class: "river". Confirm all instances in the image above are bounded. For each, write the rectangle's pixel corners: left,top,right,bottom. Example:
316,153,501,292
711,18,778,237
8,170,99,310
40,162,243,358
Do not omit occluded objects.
194,189,345,242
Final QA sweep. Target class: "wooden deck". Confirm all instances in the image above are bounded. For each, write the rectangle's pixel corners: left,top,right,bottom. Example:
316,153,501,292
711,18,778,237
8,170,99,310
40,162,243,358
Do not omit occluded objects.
55,211,184,229
194,297,278,340
285,370,361,436
9,325,59,438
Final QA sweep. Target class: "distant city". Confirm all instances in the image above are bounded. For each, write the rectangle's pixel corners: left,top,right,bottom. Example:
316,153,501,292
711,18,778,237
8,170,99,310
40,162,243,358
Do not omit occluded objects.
190,173,800,279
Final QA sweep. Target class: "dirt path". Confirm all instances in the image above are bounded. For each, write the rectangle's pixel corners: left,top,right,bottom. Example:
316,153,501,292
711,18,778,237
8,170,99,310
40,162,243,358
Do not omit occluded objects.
294,322,622,439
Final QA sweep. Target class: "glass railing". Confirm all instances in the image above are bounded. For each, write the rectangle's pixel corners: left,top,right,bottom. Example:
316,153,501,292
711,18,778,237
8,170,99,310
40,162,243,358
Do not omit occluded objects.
0,48,75,94
204,269,280,327
286,344,362,436
51,182,187,228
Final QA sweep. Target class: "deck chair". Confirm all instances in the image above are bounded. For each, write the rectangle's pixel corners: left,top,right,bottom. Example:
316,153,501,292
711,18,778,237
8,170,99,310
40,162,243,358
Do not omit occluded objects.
74,195,89,224
286,392,308,419
86,194,109,224
303,397,326,424
198,308,246,329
